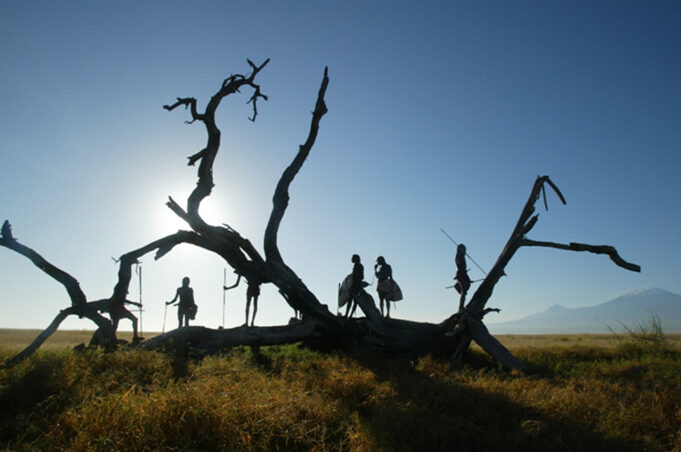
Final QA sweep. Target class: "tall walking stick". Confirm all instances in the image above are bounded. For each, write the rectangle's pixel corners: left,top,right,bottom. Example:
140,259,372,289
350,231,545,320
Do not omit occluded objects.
138,264,143,336
222,268,227,328
162,303,167,334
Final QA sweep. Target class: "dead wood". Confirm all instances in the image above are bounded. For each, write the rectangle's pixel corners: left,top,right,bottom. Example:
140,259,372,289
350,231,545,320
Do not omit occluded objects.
139,321,328,354
1,64,641,372
439,176,639,370
1,221,117,366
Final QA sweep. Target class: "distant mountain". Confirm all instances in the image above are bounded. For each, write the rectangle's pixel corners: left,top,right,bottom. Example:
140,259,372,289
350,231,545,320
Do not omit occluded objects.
487,288,681,334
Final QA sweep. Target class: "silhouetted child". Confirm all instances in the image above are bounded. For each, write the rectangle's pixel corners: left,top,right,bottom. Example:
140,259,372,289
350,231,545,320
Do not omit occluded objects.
167,276,197,328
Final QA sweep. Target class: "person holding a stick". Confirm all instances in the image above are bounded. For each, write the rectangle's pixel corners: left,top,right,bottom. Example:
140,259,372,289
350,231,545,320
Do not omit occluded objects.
166,276,197,328
223,272,263,327
454,244,471,311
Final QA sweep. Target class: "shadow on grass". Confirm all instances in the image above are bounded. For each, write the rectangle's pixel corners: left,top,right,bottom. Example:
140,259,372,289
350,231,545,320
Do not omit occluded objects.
348,351,651,452
0,353,77,445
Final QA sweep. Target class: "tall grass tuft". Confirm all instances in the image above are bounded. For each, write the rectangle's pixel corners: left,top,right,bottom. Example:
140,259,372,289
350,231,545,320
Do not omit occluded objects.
610,312,677,358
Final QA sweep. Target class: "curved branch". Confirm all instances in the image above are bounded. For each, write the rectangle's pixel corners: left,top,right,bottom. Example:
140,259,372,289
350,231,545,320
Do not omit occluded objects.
544,177,566,205
520,239,641,272
3,304,114,366
6,307,75,366
1,220,87,311
1,220,116,364
112,230,215,302
163,97,203,122
257,68,340,325
265,67,329,263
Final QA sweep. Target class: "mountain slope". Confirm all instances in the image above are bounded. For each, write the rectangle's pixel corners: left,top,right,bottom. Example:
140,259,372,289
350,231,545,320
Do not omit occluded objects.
487,288,681,334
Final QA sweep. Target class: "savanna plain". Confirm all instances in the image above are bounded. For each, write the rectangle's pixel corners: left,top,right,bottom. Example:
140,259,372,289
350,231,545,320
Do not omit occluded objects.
1,327,680,451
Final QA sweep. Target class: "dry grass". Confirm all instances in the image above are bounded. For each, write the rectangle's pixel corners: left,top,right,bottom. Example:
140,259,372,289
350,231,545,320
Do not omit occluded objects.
0,329,158,351
494,333,681,349
4,329,681,353
1,329,681,451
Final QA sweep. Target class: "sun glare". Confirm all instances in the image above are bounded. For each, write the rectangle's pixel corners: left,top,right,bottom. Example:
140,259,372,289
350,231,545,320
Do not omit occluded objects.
150,186,246,237
198,198,229,225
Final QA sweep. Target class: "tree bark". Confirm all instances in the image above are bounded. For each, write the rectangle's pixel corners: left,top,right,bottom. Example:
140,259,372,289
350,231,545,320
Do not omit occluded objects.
139,321,328,354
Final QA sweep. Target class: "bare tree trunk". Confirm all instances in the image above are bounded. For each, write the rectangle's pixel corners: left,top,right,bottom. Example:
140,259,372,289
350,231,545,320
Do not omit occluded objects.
1,62,641,372
139,321,330,354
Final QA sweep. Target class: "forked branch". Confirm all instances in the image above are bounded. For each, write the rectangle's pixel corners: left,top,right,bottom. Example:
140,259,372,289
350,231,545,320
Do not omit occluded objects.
164,59,271,227
444,175,640,370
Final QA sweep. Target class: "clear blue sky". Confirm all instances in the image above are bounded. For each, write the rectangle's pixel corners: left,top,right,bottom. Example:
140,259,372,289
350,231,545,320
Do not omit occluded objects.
1,1,679,332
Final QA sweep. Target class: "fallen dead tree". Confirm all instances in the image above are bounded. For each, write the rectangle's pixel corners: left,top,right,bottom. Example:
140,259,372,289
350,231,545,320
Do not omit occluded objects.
1,60,640,370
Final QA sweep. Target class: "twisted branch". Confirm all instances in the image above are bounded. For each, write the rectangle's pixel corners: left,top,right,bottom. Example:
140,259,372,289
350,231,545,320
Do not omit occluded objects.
164,59,270,230
1,221,87,311
520,239,641,272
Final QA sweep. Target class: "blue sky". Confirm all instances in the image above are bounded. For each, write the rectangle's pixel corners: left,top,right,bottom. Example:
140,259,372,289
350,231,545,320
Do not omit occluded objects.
1,1,679,333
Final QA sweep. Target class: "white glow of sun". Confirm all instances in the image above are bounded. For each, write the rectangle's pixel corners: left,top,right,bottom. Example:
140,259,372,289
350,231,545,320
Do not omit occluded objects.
198,197,228,225
152,187,241,234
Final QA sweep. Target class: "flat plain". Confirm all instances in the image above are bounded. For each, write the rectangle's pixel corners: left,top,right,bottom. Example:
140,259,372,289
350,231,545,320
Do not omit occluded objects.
3,328,681,351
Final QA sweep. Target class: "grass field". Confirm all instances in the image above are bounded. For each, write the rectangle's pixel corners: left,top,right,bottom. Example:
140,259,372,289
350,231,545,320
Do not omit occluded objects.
4,328,681,351
0,329,158,351
1,328,680,451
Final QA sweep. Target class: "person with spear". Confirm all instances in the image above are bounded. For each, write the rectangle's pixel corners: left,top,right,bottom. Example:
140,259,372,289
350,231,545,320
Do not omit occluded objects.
223,272,263,327
441,229,488,311
454,244,471,311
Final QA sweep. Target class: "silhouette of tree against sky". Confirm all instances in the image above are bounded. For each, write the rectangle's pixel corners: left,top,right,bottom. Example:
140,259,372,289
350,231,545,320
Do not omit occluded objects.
0,60,640,369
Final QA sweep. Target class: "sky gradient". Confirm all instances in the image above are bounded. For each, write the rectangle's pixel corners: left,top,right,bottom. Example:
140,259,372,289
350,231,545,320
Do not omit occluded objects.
1,1,680,333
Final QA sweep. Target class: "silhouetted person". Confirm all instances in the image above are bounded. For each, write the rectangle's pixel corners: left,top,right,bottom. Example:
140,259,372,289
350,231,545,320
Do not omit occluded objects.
345,254,364,318
374,256,393,317
223,273,262,327
97,296,141,342
167,276,197,328
454,244,471,310
245,277,262,327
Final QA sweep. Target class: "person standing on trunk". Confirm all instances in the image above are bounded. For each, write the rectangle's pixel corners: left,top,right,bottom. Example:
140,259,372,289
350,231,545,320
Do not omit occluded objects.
345,254,364,318
374,256,393,317
167,276,197,328
454,244,471,311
